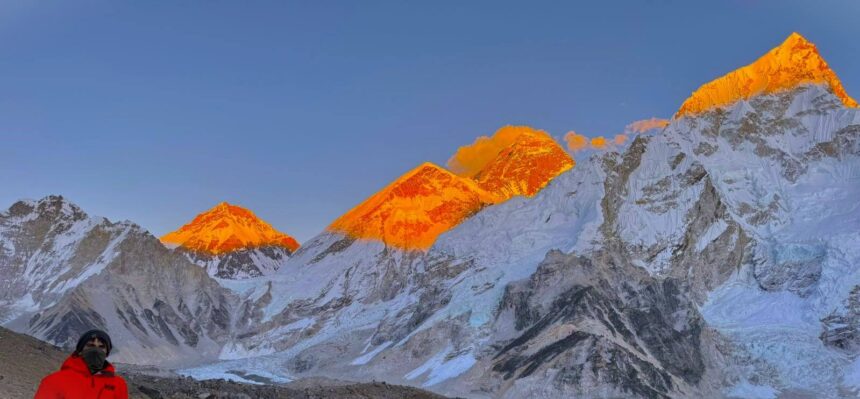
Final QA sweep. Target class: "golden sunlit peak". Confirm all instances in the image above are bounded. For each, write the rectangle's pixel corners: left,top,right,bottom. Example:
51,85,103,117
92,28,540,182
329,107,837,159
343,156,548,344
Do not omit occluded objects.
327,162,499,251
447,126,544,179
469,127,574,198
161,202,300,255
326,126,574,251
676,32,858,118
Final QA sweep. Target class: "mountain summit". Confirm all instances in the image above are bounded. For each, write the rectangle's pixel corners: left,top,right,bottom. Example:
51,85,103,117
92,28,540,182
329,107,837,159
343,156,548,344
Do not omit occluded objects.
328,126,573,250
328,162,499,250
468,126,574,198
161,202,299,255
676,32,858,117
161,202,299,278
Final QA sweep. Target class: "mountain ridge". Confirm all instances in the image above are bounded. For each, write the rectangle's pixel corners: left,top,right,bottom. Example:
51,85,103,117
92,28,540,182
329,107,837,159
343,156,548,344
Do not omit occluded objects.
676,32,857,117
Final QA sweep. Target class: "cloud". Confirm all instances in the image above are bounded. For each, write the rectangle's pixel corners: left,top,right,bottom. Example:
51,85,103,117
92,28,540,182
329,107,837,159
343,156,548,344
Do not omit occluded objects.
564,131,589,152
625,117,669,134
564,117,668,154
447,126,548,178
565,132,619,152
590,136,608,149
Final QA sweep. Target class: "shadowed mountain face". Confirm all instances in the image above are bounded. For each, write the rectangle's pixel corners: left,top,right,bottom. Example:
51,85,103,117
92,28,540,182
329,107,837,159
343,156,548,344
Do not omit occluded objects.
0,196,129,324
0,196,238,367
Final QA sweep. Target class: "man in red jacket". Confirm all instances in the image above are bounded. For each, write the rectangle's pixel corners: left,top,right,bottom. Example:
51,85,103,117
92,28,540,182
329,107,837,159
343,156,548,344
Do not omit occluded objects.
34,329,129,399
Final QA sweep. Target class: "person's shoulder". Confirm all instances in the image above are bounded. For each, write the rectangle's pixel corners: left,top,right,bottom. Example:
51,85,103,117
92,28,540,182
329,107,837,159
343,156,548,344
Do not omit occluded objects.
112,373,130,398
35,370,67,398
39,369,66,384
114,373,128,386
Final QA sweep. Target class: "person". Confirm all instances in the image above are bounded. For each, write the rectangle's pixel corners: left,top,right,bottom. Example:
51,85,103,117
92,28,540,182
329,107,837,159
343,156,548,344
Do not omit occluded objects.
34,329,129,399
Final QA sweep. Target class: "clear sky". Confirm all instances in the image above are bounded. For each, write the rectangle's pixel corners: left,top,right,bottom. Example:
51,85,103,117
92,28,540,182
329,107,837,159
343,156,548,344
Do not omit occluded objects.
1,1,858,242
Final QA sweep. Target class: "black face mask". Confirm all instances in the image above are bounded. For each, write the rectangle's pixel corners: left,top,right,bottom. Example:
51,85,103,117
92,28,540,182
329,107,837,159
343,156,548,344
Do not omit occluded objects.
80,347,106,374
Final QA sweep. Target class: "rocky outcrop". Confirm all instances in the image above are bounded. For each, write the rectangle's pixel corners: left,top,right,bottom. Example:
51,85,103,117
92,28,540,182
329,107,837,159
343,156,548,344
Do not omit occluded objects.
179,245,292,279
0,196,134,324
490,251,706,398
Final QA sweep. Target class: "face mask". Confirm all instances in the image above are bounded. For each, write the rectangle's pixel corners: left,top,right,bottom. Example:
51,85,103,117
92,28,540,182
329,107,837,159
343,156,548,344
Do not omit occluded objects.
80,347,106,374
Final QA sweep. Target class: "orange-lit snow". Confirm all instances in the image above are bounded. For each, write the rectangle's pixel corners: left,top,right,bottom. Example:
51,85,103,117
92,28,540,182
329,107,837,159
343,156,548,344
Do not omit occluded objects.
330,126,572,250
676,32,857,117
161,202,300,255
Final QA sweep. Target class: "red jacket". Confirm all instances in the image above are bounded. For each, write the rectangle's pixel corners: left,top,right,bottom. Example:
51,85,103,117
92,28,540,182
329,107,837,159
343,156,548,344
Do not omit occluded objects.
34,354,128,399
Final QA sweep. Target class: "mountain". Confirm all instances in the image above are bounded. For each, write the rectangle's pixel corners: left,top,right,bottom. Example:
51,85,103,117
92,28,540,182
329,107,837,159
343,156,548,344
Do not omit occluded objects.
161,202,300,279
676,32,857,117
469,126,574,198
0,196,238,367
328,162,500,251
175,33,860,398
6,32,860,398
0,196,134,324
329,126,573,251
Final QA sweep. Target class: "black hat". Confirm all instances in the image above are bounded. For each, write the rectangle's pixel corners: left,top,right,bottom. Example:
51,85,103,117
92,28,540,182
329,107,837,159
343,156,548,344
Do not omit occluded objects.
75,329,112,356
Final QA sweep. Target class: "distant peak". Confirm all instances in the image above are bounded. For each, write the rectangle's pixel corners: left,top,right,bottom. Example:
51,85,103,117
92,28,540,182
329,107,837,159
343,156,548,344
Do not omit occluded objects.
676,33,857,117
3,196,74,219
29,195,87,219
161,202,300,255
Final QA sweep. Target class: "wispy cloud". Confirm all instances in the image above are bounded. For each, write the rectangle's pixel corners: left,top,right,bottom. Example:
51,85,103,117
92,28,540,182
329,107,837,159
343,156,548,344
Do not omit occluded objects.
565,117,668,153
448,126,550,177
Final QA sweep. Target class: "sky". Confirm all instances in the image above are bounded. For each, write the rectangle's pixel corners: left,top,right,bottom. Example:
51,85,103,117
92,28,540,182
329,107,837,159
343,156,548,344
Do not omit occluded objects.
1,1,859,242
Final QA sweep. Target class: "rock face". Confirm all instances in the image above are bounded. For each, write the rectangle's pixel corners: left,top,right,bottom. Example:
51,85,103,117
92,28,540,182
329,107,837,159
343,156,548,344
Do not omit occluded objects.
181,245,293,279
489,251,706,398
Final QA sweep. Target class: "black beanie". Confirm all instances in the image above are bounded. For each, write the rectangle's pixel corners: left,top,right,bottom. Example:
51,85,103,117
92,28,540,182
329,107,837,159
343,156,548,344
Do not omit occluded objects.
75,329,112,356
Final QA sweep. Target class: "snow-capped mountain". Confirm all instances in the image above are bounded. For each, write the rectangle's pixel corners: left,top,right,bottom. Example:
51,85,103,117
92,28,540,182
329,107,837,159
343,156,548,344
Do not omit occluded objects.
176,33,860,398
0,196,238,366
162,202,300,279
0,196,135,324
4,32,860,399
328,125,573,251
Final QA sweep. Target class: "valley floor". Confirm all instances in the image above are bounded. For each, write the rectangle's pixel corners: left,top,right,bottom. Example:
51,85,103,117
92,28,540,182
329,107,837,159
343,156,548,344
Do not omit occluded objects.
0,327,450,399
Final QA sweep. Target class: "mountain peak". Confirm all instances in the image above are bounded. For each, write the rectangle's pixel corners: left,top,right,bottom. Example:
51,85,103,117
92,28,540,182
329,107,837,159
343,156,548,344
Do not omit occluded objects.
470,127,574,198
161,202,300,255
2,195,89,223
328,126,573,251
327,162,499,250
676,32,857,117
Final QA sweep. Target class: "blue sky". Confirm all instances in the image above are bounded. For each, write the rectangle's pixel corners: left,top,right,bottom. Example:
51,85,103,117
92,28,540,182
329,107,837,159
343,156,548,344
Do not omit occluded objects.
1,1,858,242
